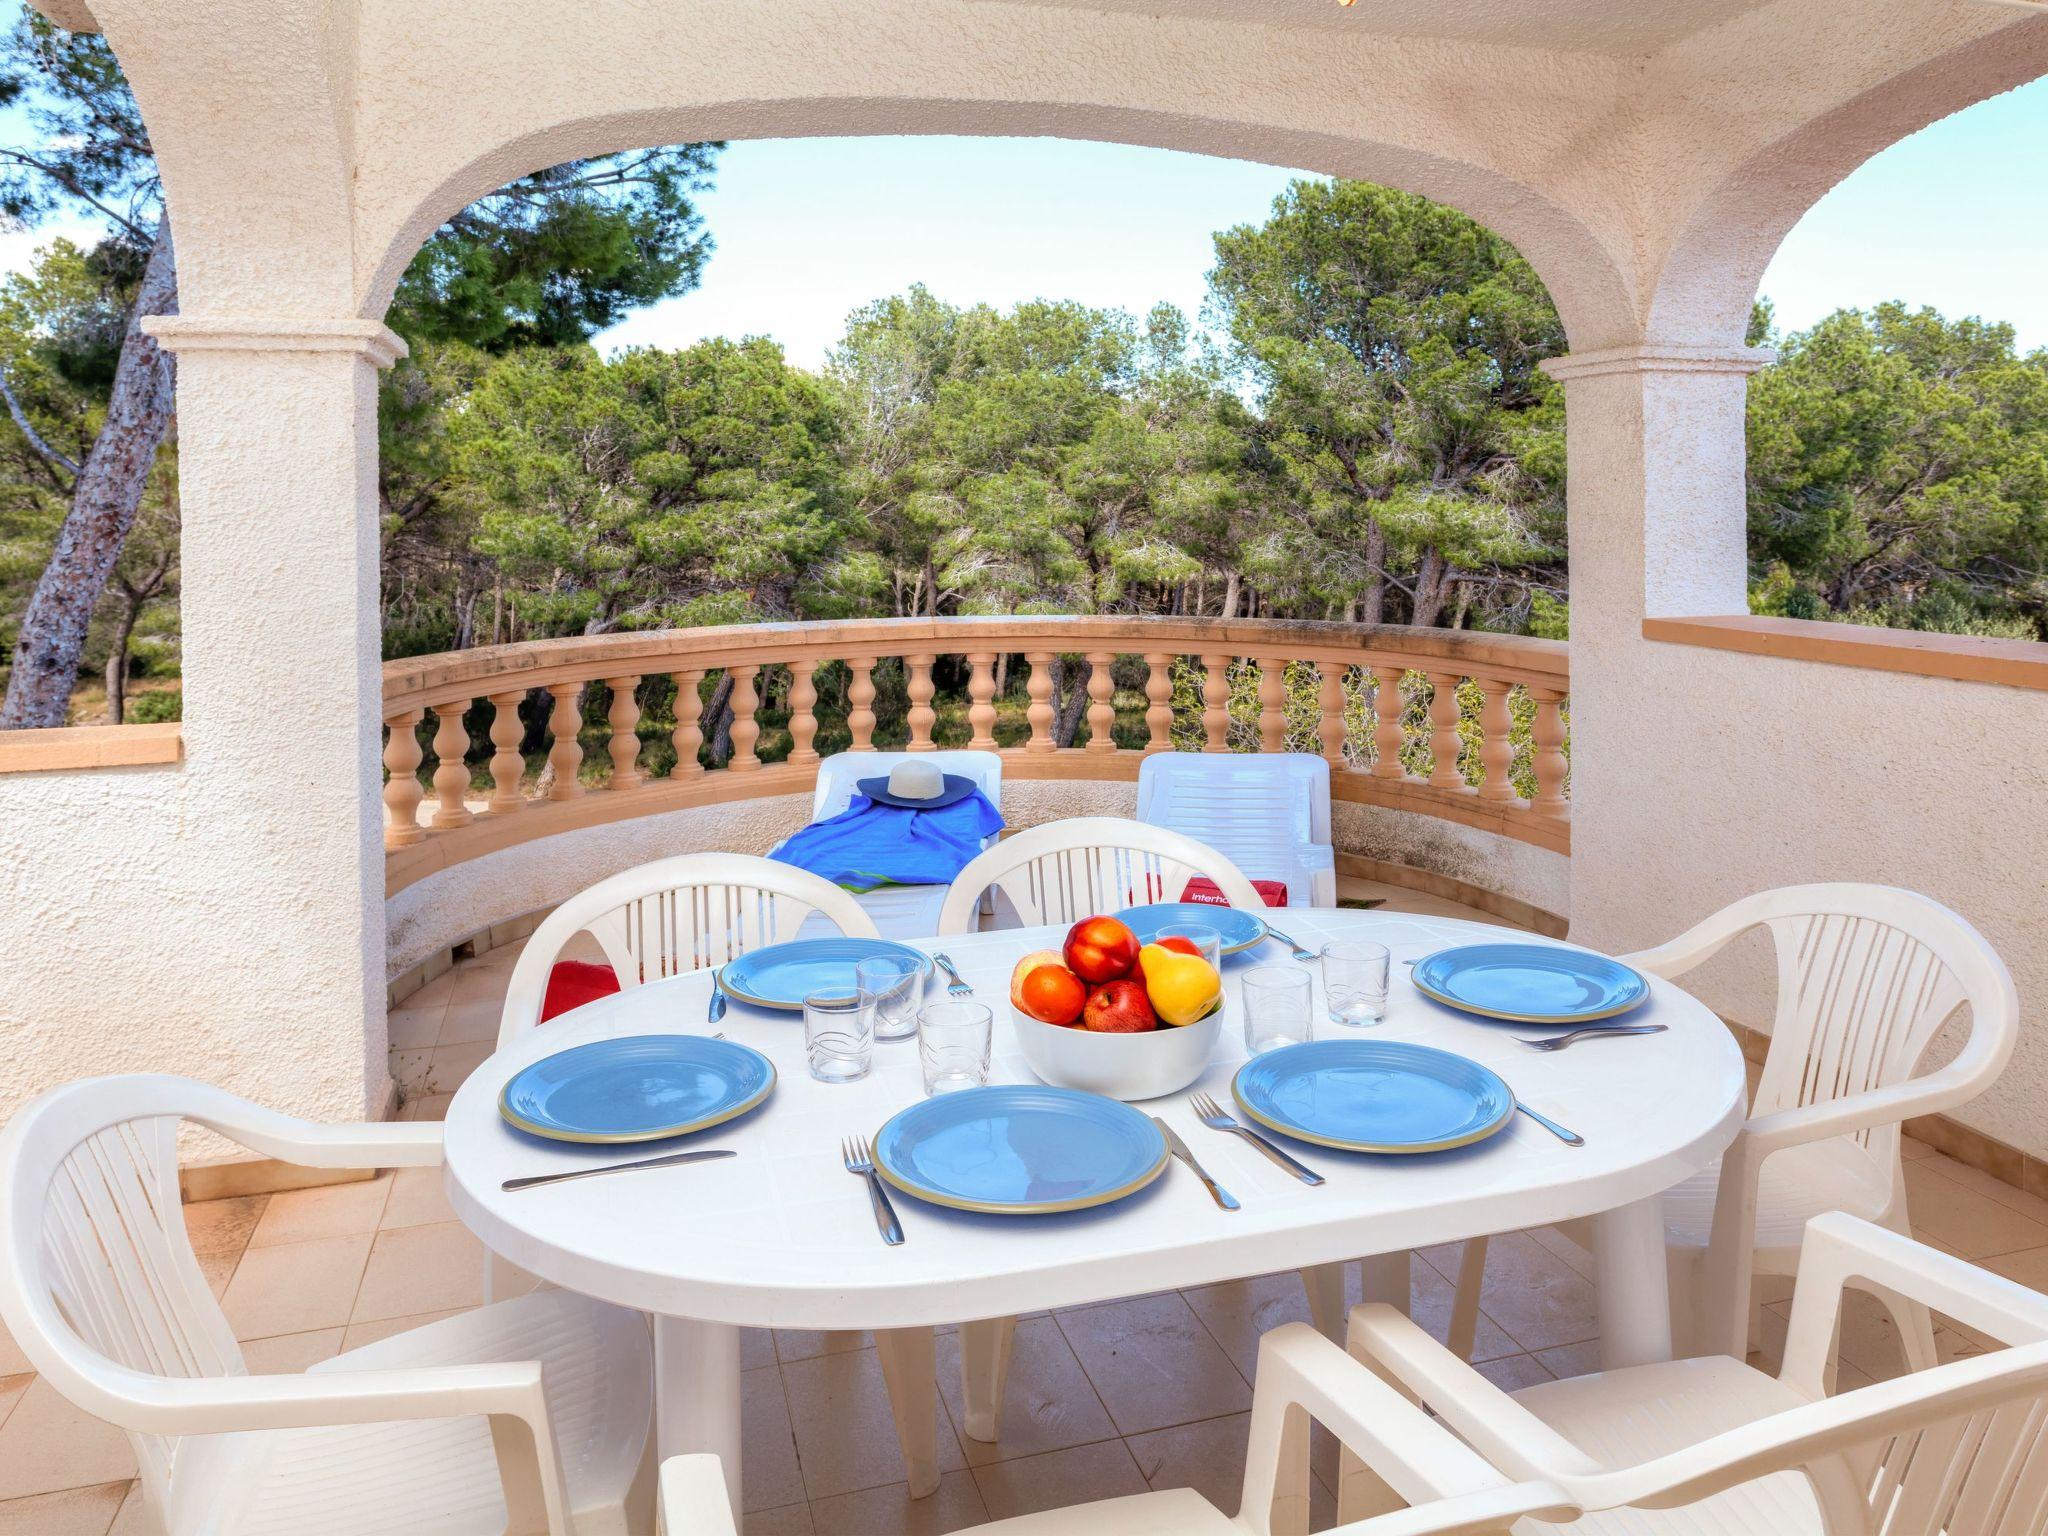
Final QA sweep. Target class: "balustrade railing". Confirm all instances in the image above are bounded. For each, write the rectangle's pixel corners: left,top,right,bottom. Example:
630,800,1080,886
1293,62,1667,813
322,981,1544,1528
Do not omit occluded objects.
381,617,1570,888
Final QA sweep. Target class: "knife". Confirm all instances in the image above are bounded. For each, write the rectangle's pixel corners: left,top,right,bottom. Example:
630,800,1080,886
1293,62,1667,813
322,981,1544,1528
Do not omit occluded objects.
1151,1117,1239,1211
502,1148,736,1192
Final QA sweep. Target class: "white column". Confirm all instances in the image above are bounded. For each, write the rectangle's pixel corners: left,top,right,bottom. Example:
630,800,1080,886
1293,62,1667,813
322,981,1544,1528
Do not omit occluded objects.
143,315,404,1119
1542,343,1772,951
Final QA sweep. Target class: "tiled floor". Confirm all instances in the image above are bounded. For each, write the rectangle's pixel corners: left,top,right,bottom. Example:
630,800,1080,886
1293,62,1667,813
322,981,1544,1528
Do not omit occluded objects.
7,887,2048,1533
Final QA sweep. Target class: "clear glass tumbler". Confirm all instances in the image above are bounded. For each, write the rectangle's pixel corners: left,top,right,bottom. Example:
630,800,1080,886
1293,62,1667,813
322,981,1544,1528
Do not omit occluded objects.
803,989,872,1083
1241,964,1315,1053
857,955,923,1043
918,1001,993,1096
1154,922,1222,970
1321,939,1391,1027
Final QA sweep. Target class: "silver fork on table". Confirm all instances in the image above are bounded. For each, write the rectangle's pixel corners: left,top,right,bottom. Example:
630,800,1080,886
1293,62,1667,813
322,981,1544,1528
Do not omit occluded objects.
1263,926,1317,962
1515,1023,1666,1051
932,953,973,998
1189,1092,1324,1185
842,1134,904,1246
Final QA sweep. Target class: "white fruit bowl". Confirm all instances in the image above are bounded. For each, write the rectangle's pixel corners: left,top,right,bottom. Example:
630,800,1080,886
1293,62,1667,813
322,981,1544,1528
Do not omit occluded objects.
1009,1006,1222,1101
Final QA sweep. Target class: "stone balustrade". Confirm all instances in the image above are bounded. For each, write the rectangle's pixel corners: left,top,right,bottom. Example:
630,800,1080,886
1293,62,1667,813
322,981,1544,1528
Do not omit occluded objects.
380,617,1570,895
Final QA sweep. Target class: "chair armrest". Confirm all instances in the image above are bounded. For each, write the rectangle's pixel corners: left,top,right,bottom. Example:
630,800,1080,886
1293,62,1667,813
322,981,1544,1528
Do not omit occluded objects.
1337,1483,1578,1536
1236,1323,1581,1534
83,1355,545,1436
173,1077,444,1170
1342,1306,1606,1481
659,1454,739,1536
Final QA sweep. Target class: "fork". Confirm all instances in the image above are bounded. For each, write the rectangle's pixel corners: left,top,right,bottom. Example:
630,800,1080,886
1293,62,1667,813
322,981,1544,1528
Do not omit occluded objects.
1189,1092,1324,1185
842,1134,904,1246
1515,1024,1667,1051
1263,926,1317,962
932,953,973,998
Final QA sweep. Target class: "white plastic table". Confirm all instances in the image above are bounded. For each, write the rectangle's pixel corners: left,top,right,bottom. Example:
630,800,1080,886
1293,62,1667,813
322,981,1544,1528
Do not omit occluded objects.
443,910,1746,1516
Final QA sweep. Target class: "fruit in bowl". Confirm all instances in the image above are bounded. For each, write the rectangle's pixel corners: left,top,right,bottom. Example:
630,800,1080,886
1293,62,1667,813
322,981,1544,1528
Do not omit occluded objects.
1007,913,1228,1100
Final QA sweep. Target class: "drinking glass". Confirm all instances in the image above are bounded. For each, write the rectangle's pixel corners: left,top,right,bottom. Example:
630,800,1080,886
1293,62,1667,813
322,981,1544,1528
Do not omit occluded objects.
1241,964,1314,1053
857,955,922,1043
1321,939,1391,1027
918,1001,993,1096
1154,922,1222,970
803,989,872,1083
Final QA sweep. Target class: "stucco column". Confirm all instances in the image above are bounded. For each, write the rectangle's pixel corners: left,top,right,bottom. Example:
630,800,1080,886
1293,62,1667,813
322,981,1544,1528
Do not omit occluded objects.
1542,343,1773,951
143,316,405,1120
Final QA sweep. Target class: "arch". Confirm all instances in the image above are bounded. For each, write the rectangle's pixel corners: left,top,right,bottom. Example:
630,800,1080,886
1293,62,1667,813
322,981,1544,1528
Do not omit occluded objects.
1643,12,2048,344
356,97,1642,353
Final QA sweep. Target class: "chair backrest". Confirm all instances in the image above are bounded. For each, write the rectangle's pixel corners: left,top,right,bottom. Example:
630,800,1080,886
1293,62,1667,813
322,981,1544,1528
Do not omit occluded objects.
0,1077,251,1523
1137,752,1331,902
811,748,1003,822
1568,1215,2048,1535
935,816,1267,935
1627,884,2018,1165
500,853,881,1046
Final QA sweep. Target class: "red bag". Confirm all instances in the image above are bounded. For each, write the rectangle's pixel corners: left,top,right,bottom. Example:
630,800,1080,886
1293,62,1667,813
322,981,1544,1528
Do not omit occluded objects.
1180,877,1289,908
539,959,622,1022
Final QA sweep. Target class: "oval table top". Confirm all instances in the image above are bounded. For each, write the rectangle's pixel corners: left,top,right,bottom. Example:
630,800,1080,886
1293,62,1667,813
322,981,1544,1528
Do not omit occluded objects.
442,908,1747,1330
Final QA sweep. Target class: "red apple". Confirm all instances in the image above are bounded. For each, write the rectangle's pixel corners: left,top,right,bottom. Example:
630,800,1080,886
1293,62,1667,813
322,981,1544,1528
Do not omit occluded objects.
1082,978,1156,1033
1018,963,1088,1026
1064,915,1140,983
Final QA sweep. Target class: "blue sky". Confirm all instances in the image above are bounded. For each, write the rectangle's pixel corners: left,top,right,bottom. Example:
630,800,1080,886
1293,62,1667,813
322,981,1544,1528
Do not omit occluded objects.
2,72,2042,365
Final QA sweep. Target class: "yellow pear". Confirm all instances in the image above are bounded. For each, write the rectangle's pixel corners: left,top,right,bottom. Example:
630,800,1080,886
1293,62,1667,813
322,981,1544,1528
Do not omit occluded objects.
1136,943,1223,1027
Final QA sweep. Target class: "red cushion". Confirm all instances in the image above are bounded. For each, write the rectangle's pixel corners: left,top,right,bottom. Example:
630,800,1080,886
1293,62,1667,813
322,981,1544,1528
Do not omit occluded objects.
540,959,622,1022
1180,877,1289,909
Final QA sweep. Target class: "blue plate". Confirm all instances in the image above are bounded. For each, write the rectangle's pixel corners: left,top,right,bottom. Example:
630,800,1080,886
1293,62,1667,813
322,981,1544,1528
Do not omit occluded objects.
1115,902,1267,957
718,938,933,1011
1232,1040,1514,1154
1411,944,1649,1025
499,1035,775,1144
873,1085,1169,1214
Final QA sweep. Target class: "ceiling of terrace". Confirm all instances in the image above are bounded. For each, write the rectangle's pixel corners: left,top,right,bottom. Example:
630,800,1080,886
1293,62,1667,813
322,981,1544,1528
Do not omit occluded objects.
960,0,1774,52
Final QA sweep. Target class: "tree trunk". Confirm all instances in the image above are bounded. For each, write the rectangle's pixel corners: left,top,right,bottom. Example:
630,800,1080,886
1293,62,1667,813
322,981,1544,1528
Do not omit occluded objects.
1,224,178,729
703,673,737,764
923,558,938,617
1359,518,1387,626
104,592,141,725
1410,546,1448,627
1050,657,1091,748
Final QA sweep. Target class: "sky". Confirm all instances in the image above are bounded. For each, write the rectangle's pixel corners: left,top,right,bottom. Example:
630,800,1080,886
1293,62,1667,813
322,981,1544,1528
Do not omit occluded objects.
0,67,2042,365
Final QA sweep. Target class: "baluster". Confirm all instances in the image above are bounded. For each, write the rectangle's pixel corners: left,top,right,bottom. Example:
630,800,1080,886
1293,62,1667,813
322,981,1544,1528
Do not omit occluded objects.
547,683,584,800
906,654,937,750
787,661,820,767
671,670,706,777
487,691,527,814
1085,652,1117,754
1143,653,1175,753
1256,659,1287,752
1317,666,1348,768
429,703,473,827
727,665,762,772
1200,654,1232,752
1529,688,1570,814
605,676,643,790
383,711,425,849
966,652,998,750
1476,678,1516,803
1024,651,1056,753
847,657,878,750
1371,666,1408,779
1426,672,1467,789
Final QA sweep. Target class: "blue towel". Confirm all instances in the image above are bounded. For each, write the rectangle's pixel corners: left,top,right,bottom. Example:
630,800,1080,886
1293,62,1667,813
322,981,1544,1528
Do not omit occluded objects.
770,790,1006,891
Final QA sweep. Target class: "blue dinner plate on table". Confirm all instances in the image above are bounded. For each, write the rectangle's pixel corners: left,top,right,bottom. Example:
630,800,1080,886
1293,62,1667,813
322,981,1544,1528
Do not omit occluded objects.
1115,901,1267,956
873,1085,1169,1214
1233,1040,1514,1154
717,938,932,1011
499,1035,775,1144
1411,943,1649,1025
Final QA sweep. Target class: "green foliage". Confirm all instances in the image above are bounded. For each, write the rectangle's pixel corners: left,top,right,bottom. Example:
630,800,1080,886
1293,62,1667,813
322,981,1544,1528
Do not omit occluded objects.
124,687,179,723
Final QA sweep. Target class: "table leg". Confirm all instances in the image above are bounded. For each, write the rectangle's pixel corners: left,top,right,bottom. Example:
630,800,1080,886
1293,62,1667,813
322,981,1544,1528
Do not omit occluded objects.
1361,1250,1410,1310
1594,1197,1673,1368
656,1315,742,1518
875,1326,941,1498
1331,1251,1414,1530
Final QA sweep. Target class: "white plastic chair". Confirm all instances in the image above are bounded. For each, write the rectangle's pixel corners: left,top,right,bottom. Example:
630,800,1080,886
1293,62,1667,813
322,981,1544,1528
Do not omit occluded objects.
499,852,881,1048
661,1216,2048,1536
0,1074,655,1536
1137,752,1336,908
1449,882,2019,1369
780,748,1003,940
935,815,1271,936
